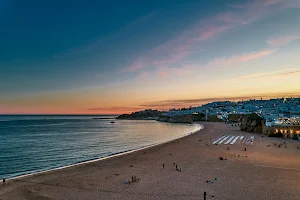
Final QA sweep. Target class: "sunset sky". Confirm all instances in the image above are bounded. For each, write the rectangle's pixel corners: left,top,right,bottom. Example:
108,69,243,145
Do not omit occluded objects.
1,0,300,114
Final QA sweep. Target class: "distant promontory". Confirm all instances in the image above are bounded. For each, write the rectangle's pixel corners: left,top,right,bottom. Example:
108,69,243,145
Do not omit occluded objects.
116,109,219,124
116,109,163,120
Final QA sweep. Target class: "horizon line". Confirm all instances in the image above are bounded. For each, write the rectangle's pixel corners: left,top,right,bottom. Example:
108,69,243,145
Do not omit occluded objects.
1,96,299,115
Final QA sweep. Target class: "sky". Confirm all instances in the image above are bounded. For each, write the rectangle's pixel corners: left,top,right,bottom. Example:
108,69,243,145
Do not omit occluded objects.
1,0,300,114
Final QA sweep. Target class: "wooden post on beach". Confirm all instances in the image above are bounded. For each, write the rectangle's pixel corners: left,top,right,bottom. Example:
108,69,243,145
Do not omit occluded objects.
204,191,206,200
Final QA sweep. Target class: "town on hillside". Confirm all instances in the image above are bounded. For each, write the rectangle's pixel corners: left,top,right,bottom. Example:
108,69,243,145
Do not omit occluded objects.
164,97,300,139
118,98,300,140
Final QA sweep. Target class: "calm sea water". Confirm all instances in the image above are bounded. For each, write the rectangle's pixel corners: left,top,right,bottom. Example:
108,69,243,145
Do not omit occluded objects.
0,115,200,179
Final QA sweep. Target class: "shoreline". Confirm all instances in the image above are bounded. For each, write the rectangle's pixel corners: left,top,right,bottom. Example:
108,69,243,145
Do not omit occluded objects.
2,122,300,200
4,123,203,182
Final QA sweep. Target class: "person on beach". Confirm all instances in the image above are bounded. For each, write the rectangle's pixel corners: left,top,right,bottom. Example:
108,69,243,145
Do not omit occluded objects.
2,178,5,185
176,164,178,170
244,148,247,151
163,164,165,168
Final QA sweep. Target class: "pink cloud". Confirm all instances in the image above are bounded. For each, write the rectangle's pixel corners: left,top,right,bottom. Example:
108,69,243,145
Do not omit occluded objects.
232,0,280,8
155,65,195,79
195,25,232,41
123,17,238,72
123,0,296,73
196,31,215,41
223,68,298,83
267,35,300,46
123,23,233,72
239,50,277,61
264,0,280,6
211,49,277,65
136,71,151,80
215,11,256,25
157,69,170,78
279,0,300,8
227,0,298,24
153,48,187,66
216,12,240,24
172,66,194,76
122,59,145,72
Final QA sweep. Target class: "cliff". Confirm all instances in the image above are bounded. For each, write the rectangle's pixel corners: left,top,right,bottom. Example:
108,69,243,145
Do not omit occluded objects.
157,115,194,124
207,115,223,122
116,109,162,120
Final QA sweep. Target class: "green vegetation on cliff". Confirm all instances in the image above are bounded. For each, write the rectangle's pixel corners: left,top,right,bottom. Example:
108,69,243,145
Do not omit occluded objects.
207,115,223,122
240,113,264,133
157,115,194,124
116,109,162,120
158,114,223,123
192,113,205,121
227,114,244,122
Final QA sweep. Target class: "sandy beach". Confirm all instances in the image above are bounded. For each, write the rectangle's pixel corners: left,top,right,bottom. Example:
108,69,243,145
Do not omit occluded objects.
1,122,300,200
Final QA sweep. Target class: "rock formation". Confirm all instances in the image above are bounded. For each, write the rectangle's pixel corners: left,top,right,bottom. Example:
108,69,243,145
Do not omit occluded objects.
240,113,264,133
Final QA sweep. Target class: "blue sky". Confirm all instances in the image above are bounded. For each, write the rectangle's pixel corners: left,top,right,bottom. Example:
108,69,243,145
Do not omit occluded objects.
1,0,300,114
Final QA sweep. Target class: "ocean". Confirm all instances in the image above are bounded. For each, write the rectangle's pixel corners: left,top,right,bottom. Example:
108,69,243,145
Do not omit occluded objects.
0,115,200,179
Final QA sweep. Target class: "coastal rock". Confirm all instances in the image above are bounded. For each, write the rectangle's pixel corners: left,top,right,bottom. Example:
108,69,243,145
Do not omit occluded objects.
240,113,264,133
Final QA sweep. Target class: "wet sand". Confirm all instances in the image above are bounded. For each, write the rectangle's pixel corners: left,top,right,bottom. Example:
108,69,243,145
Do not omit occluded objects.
1,122,300,200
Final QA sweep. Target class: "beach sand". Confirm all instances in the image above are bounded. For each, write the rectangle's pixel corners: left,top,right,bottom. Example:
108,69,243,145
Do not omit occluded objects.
1,122,300,200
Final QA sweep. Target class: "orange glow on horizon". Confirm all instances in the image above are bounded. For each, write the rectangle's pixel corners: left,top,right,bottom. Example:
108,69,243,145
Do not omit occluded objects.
1,91,299,115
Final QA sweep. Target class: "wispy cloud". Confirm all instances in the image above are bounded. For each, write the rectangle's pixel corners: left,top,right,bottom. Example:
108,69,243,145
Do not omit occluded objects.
152,45,194,66
264,0,280,6
279,0,300,8
210,49,277,65
123,24,234,73
265,70,300,78
157,68,170,78
123,0,294,75
122,59,145,72
151,47,278,79
223,68,300,83
155,65,195,78
267,35,300,46
231,0,299,9
137,71,151,80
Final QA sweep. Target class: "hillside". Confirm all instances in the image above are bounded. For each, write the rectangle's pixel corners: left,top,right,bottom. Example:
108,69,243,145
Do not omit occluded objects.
116,109,162,120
